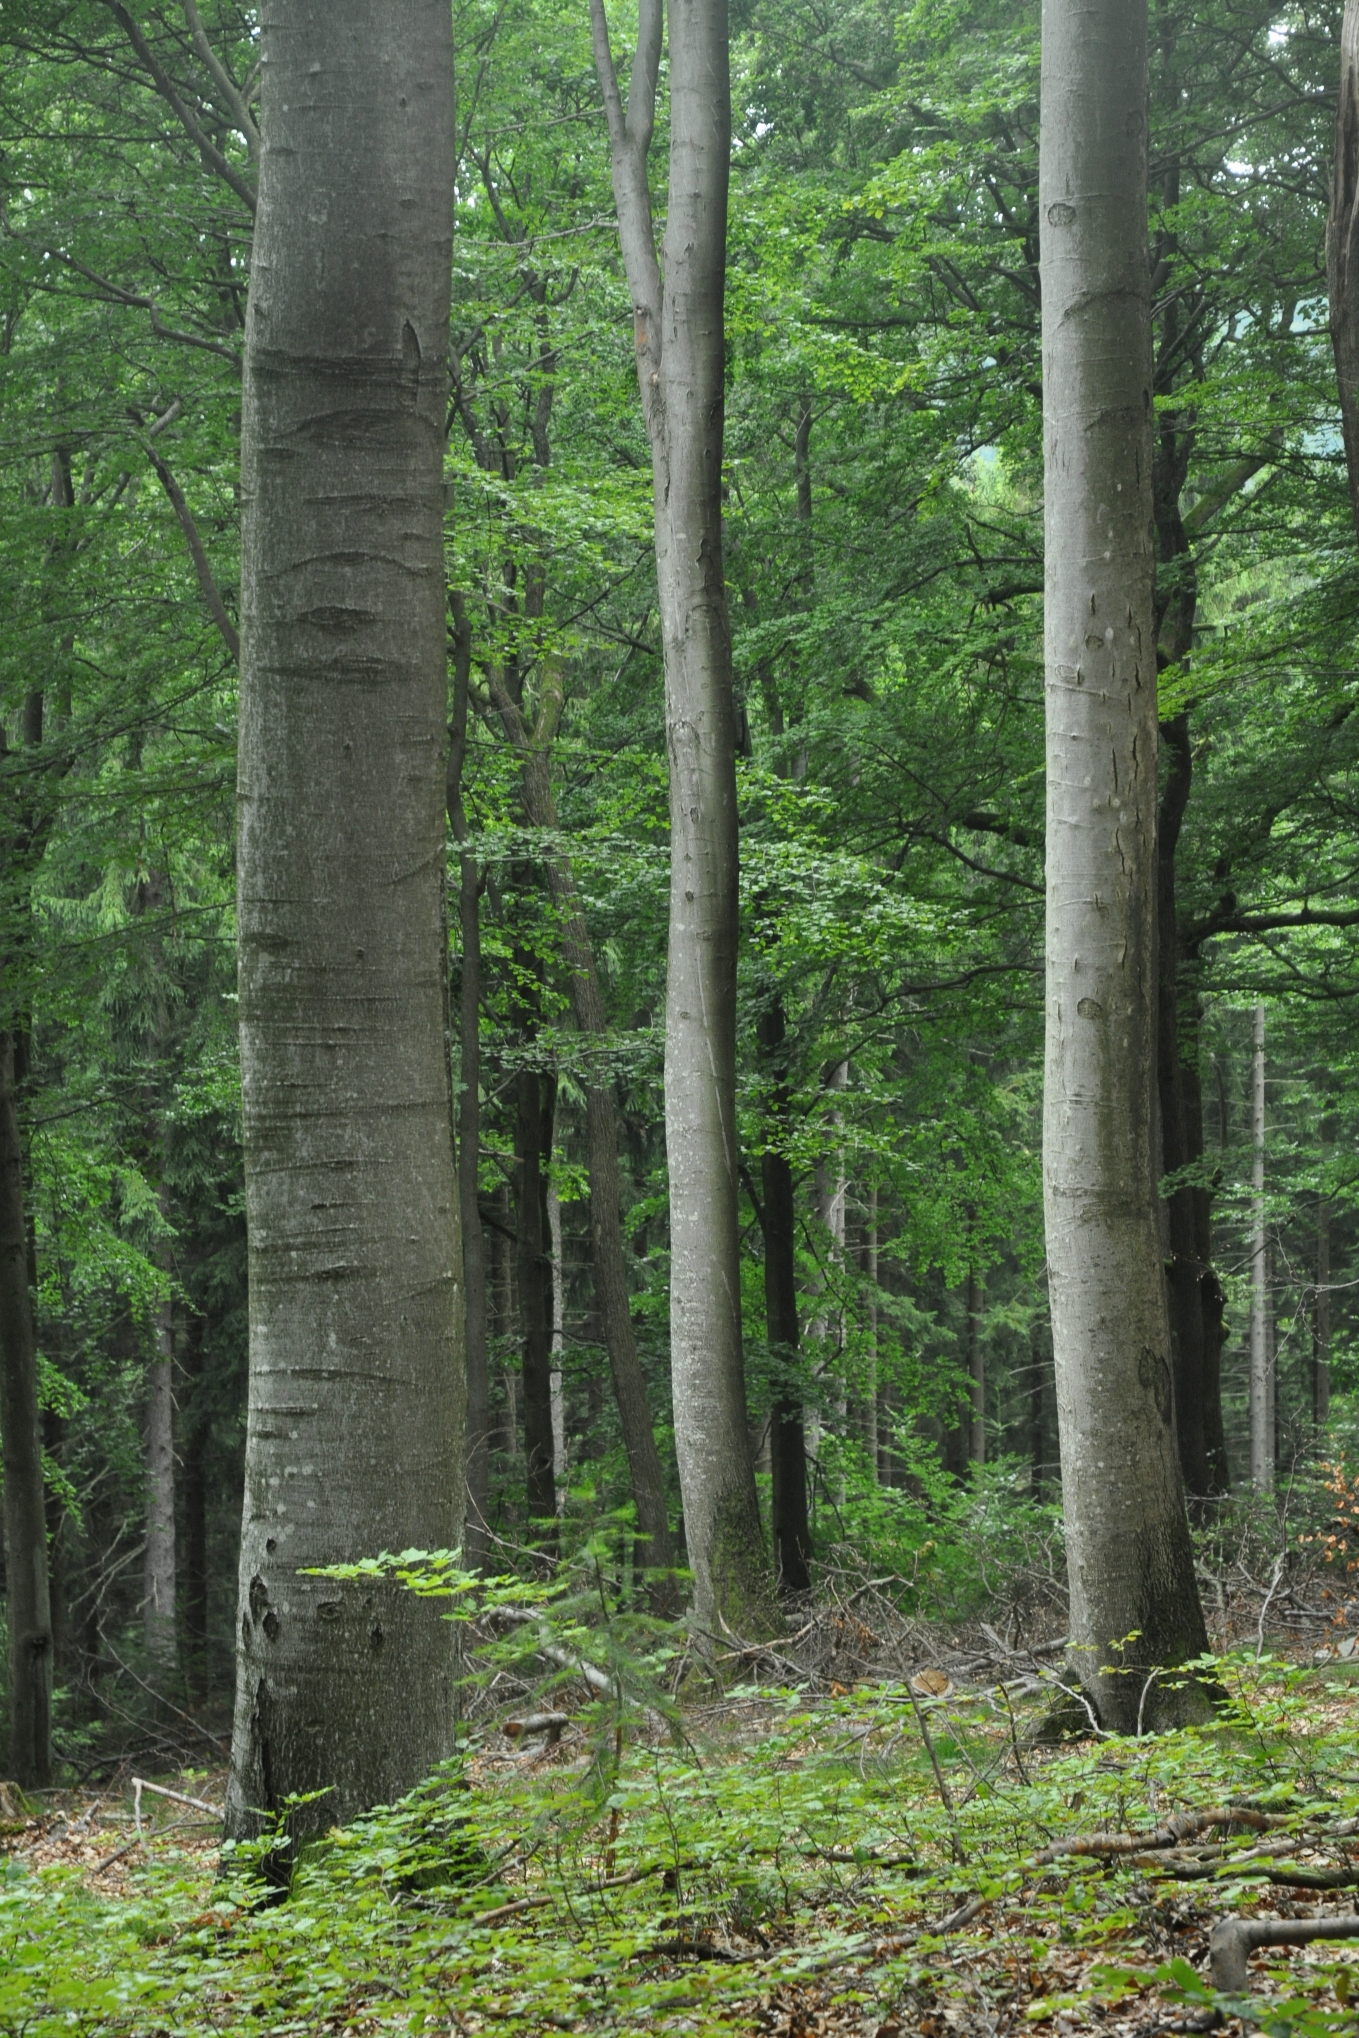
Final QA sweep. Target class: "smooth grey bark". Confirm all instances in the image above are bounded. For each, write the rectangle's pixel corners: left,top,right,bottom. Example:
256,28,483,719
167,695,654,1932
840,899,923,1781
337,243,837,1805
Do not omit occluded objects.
1329,0,1359,544
1039,0,1210,1728
490,673,674,1575
447,606,491,1569
591,0,772,1633
0,1029,52,1785
226,0,463,1846
1249,1003,1272,1490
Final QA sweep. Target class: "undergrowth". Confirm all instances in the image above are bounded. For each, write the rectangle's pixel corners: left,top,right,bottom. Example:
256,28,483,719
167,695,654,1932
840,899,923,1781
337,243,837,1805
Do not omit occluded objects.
5,1647,1359,2036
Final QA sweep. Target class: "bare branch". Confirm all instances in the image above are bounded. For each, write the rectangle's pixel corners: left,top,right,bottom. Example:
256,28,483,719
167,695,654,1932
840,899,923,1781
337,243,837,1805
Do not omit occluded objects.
588,0,664,404
140,429,240,661
179,0,260,158
101,0,257,213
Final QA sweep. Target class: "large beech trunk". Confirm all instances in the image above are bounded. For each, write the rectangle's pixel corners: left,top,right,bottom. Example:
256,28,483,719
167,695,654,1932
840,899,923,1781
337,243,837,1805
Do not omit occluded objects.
590,0,771,1629
0,1029,52,1785
1039,0,1209,1728
1329,0,1359,542
226,0,463,1846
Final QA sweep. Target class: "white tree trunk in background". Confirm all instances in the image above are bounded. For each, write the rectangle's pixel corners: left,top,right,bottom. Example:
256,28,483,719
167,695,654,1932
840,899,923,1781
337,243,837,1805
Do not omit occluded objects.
226,0,463,1849
1039,0,1210,1728
590,0,772,1631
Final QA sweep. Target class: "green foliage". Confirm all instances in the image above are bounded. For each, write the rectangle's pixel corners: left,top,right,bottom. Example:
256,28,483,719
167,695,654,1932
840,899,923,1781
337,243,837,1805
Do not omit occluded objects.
7,1659,1359,2033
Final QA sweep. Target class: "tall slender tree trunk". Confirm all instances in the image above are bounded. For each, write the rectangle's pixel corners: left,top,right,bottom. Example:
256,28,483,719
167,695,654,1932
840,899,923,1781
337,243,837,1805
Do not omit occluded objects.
491,677,673,1573
1040,0,1209,1728
517,1066,557,1529
1328,0,1359,543
181,1312,209,1702
448,607,491,1568
1249,1004,1272,1491
1316,1104,1335,1430
591,0,772,1632
862,1188,879,1475
226,0,463,1846
0,1029,51,1786
143,1225,177,1671
547,1175,566,1504
757,990,811,1591
966,1263,985,1467
1156,718,1211,1498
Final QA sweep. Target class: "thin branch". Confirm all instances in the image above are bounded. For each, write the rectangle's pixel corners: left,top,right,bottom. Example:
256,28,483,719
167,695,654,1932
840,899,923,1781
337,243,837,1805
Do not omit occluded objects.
139,429,240,660
102,0,257,213
179,0,259,157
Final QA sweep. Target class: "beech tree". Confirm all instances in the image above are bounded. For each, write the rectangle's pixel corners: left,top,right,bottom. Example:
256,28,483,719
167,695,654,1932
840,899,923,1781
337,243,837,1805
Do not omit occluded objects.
1039,0,1210,1728
589,0,772,1627
224,0,464,1842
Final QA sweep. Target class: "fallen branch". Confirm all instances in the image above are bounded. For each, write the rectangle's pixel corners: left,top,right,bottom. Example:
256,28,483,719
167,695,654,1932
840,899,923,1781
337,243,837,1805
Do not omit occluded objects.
1209,1914,1359,1992
785,1892,989,1977
132,1777,224,1830
1034,1807,1290,1863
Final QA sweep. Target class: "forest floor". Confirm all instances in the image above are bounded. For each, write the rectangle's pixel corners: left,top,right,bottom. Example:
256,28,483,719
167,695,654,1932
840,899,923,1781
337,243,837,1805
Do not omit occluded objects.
5,1610,1359,2037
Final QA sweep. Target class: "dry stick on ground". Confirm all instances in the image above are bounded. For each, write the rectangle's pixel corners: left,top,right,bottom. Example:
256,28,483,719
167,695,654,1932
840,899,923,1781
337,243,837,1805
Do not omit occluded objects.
906,1683,968,1865
1032,1807,1291,1863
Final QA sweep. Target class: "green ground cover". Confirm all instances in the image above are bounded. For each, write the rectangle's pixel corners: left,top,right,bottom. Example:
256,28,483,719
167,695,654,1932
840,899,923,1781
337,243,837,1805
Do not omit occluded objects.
4,1652,1359,2037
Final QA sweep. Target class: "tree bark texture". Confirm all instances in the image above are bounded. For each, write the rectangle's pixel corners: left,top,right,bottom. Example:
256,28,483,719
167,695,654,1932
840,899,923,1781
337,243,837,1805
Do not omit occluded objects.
591,0,772,1632
1329,0,1359,544
492,678,674,1573
1039,0,1209,1728
227,0,463,1846
0,1030,52,1785
447,608,491,1568
757,991,811,1592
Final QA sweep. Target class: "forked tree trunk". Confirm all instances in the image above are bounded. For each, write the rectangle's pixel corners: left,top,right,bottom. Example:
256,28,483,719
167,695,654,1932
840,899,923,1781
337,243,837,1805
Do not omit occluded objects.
0,1028,52,1785
590,0,772,1632
226,0,463,1847
1039,0,1210,1729
1328,0,1359,542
